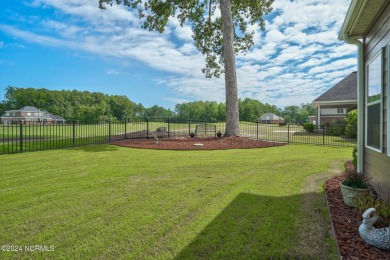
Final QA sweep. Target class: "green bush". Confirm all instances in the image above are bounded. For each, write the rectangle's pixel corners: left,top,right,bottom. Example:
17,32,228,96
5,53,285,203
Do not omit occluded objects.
344,109,357,138
303,122,315,132
352,145,357,170
327,124,345,136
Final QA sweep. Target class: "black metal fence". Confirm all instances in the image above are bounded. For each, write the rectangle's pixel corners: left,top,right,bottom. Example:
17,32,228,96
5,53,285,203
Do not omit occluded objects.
1,119,125,155
0,118,356,155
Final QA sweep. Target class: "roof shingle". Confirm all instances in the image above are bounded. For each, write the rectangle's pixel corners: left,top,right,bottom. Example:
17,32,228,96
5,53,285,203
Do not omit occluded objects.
313,72,357,102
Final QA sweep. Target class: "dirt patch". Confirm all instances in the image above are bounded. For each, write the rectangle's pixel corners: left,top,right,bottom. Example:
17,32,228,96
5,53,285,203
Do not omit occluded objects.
111,136,287,150
288,161,344,258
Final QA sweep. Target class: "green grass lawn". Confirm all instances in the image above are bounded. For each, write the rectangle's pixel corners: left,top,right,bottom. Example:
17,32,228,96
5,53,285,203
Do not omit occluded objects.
0,144,351,259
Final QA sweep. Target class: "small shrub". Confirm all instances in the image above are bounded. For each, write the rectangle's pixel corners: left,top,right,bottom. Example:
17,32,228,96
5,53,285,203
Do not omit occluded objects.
355,193,390,226
344,109,357,138
342,160,369,189
327,123,345,136
352,145,357,170
303,122,315,133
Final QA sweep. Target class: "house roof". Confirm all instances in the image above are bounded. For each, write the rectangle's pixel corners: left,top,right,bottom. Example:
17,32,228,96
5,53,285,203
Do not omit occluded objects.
338,0,388,40
313,72,357,104
260,113,284,121
6,106,41,112
51,115,66,121
1,106,66,121
20,106,41,111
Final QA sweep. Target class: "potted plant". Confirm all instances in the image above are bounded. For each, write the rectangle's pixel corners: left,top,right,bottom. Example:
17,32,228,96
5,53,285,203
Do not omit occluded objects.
340,146,371,208
190,132,195,138
217,131,222,137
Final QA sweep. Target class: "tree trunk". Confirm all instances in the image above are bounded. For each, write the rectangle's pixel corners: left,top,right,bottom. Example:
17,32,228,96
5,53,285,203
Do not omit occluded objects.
220,0,240,136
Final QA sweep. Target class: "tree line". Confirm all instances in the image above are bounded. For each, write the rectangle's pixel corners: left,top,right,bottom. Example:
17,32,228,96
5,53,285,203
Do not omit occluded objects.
0,86,173,121
0,86,315,124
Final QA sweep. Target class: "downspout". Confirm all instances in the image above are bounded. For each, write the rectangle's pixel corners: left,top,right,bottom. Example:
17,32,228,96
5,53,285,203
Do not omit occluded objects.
341,33,364,173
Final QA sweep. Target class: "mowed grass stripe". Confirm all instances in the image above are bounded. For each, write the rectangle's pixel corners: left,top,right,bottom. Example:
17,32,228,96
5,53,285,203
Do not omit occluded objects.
0,144,350,259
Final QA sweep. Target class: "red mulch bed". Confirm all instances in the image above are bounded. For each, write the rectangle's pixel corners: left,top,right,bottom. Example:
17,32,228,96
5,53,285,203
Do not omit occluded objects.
112,137,390,258
325,175,390,259
112,136,287,150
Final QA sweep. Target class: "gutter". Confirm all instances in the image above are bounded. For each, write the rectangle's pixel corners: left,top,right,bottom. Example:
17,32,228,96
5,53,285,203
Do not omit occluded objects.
340,33,364,173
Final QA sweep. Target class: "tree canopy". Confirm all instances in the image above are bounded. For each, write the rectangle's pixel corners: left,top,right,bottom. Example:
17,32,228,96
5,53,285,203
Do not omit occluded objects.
99,0,273,78
1,86,314,124
0,86,174,121
98,0,274,136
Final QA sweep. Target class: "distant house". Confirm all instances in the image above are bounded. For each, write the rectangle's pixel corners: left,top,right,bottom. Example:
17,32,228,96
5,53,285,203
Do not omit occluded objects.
310,71,357,126
339,0,389,200
0,106,66,125
258,113,284,124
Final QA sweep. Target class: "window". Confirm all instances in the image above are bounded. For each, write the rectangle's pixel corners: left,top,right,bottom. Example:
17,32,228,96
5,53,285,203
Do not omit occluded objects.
337,108,344,114
366,51,382,151
27,113,31,116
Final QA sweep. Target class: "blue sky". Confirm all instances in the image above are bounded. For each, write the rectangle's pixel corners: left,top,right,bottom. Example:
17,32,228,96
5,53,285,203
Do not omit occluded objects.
0,0,356,110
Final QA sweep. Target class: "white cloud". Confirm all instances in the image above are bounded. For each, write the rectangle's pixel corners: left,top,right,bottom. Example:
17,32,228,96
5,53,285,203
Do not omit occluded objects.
1,0,356,108
106,69,120,75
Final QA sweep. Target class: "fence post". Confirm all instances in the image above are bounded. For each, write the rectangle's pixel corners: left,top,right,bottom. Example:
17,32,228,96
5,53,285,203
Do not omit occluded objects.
2,123,4,155
323,125,325,146
288,124,290,144
256,121,259,140
167,117,170,138
146,117,149,139
188,119,191,135
109,119,112,143
19,123,23,153
72,120,76,147
124,118,127,139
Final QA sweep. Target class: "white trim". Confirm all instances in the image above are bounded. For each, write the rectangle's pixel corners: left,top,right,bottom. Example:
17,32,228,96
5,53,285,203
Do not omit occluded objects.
317,105,321,126
339,34,364,173
311,100,357,109
338,0,364,40
388,42,390,156
365,50,383,152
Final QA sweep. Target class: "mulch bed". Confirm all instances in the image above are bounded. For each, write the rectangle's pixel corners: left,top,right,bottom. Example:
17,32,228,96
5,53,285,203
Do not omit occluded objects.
111,136,287,150
112,137,390,258
325,175,390,259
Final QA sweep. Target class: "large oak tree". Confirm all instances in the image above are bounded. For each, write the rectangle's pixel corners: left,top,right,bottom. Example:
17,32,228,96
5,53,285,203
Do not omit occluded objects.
99,0,273,136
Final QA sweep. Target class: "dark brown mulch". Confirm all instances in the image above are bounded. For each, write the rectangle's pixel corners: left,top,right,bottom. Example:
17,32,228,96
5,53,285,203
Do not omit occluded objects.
325,176,390,259
111,136,287,150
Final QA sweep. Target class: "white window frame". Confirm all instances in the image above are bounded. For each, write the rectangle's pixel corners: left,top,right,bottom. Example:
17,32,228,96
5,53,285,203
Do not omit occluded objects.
365,50,383,152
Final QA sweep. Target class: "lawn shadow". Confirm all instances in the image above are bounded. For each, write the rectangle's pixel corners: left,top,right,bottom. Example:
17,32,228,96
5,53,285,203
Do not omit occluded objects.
175,191,336,259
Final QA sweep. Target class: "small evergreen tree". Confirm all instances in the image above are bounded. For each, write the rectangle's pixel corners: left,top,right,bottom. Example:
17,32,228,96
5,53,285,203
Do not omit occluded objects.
344,109,357,138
